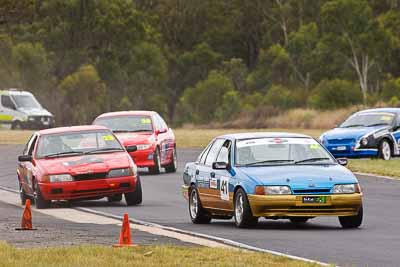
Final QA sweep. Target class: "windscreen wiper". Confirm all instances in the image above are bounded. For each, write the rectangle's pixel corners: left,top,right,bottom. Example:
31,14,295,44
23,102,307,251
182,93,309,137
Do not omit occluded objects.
367,123,389,127
85,147,124,154
244,159,294,166
341,124,364,128
44,151,83,158
295,157,330,164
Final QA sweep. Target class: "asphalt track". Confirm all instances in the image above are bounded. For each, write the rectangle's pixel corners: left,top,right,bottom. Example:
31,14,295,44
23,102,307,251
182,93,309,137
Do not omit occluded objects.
1,145,400,266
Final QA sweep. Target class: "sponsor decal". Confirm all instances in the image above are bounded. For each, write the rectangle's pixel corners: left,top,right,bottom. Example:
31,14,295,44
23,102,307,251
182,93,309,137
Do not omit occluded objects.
103,135,115,141
210,178,218,189
63,156,103,166
220,176,230,201
141,118,151,124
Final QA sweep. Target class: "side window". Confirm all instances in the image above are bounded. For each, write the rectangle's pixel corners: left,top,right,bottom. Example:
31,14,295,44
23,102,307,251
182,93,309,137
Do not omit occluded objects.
157,114,168,130
198,142,213,164
1,95,16,110
204,139,225,166
216,140,232,163
23,135,35,155
27,135,38,156
152,115,162,131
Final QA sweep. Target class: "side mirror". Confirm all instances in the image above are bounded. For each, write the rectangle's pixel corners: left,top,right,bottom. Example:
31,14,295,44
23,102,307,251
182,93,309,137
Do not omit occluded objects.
18,155,32,162
156,129,167,135
125,145,137,153
212,162,230,170
337,158,348,166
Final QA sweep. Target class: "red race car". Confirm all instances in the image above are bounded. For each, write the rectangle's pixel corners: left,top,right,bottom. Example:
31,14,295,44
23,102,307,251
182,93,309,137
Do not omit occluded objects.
17,125,142,209
93,111,177,174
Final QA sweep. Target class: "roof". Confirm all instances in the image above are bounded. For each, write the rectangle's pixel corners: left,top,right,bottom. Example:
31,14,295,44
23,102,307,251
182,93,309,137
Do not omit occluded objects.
0,89,32,95
357,108,400,114
37,125,109,135
95,111,157,119
218,132,312,140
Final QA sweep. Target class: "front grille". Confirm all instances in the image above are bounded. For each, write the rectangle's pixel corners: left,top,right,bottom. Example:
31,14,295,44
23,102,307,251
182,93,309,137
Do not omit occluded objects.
327,138,355,145
73,172,108,181
293,189,331,194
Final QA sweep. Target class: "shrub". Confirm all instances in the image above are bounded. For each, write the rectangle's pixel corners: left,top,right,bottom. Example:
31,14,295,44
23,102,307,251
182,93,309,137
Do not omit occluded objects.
264,85,296,109
382,77,400,100
215,90,241,121
308,79,362,109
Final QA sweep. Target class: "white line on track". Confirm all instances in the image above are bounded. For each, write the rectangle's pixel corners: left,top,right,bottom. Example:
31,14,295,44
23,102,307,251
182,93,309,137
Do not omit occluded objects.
0,186,331,266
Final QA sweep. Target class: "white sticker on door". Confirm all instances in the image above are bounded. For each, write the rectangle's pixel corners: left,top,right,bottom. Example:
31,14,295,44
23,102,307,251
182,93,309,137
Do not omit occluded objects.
220,176,230,201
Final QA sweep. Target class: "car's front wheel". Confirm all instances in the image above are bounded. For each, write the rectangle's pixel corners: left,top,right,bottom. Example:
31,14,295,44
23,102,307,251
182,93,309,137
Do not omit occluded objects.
189,186,211,224
234,188,258,228
339,205,363,228
125,176,142,206
19,183,28,205
149,148,161,174
378,140,392,160
33,180,51,209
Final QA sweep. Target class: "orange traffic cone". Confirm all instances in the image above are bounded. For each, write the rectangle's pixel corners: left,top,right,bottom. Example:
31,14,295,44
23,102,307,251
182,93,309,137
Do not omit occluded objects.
16,199,36,231
113,213,137,247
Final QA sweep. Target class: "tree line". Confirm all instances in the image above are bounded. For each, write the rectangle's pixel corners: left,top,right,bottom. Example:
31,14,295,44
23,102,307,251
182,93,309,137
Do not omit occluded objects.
1,0,400,126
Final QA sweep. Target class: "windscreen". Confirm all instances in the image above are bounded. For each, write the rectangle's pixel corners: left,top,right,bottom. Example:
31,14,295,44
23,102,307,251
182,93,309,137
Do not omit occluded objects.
236,137,335,166
340,112,395,128
11,94,41,109
94,116,153,132
36,131,123,158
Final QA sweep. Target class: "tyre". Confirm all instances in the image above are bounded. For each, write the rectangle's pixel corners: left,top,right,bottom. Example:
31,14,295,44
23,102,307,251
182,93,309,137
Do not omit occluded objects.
149,147,161,174
107,194,122,202
289,217,310,224
125,176,142,206
11,121,22,130
165,147,177,173
189,186,211,224
234,188,258,228
378,140,392,160
19,183,28,205
33,180,51,209
339,205,363,229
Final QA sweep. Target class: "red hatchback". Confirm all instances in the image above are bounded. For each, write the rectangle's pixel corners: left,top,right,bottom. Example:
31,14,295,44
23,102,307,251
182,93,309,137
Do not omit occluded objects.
17,125,142,209
93,111,177,174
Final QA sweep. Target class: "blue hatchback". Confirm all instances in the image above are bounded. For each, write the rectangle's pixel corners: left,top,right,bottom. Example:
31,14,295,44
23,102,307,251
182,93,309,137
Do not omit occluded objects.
320,108,400,160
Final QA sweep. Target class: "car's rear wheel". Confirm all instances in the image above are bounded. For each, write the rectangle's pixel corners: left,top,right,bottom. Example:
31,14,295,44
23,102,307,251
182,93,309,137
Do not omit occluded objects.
339,205,363,228
149,148,161,174
234,188,258,228
165,147,177,173
11,121,22,130
125,176,142,206
33,180,51,209
378,140,392,160
189,186,211,224
289,217,310,224
107,194,122,202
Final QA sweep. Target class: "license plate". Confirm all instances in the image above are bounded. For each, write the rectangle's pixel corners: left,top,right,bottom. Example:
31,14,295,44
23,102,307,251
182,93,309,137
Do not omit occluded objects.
303,196,327,203
336,146,346,151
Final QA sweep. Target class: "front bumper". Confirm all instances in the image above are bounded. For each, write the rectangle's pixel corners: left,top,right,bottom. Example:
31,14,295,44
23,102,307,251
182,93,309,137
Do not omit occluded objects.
39,176,137,201
324,143,378,158
248,193,362,217
128,149,155,167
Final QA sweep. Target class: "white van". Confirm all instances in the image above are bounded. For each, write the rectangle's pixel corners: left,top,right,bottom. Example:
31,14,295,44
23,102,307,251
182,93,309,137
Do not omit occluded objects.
0,89,54,129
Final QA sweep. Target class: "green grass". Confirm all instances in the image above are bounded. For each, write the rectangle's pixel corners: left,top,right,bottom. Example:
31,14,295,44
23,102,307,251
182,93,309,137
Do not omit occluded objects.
348,159,400,179
0,242,321,267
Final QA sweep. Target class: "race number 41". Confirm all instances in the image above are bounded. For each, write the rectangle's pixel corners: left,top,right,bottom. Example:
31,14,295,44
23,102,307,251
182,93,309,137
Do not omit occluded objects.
220,177,230,201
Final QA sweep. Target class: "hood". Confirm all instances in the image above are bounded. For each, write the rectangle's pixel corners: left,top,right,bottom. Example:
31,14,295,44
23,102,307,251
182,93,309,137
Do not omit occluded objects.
114,132,154,146
237,164,357,190
17,107,53,117
322,126,389,140
36,152,131,175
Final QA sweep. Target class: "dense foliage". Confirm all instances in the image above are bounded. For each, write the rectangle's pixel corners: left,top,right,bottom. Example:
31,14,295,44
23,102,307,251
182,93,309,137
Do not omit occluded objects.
1,0,400,125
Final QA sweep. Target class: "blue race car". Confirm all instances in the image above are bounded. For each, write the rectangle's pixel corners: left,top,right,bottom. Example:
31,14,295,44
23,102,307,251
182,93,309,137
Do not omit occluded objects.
320,108,400,160
182,132,363,228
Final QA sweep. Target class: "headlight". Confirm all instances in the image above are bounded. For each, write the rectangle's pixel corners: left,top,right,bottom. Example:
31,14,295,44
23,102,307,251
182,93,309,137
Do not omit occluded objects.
49,174,73,183
263,185,292,195
136,144,152,150
360,138,368,146
108,167,134,178
333,184,360,194
28,116,35,121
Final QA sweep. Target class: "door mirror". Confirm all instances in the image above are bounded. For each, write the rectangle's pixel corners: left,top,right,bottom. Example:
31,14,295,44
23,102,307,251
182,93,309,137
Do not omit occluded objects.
337,158,348,166
156,128,167,135
212,162,230,170
18,155,32,162
125,145,137,153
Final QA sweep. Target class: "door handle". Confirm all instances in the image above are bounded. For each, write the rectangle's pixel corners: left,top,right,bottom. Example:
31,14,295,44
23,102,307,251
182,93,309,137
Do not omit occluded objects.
195,169,199,175
210,172,215,178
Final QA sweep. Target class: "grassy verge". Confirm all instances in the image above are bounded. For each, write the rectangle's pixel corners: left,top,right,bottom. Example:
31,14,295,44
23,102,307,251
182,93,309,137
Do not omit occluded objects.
0,243,321,267
0,130,32,145
348,159,400,179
